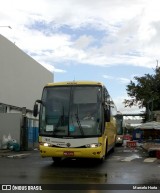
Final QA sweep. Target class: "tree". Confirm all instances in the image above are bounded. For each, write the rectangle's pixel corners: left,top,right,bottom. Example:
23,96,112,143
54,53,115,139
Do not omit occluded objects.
124,66,160,113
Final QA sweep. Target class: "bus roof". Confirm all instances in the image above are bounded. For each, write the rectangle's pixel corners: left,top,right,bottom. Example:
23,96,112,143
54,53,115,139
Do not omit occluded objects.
45,81,103,87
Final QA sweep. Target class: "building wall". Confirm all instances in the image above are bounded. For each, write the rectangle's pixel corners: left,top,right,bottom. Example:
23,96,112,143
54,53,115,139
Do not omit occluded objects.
0,113,21,149
0,34,53,110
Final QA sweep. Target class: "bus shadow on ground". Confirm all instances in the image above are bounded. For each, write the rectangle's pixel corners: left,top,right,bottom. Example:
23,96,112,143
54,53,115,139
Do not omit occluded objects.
40,159,108,184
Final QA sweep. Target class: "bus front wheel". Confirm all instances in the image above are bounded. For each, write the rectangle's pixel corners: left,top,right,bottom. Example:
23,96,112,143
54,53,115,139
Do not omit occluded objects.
99,155,105,163
99,141,108,163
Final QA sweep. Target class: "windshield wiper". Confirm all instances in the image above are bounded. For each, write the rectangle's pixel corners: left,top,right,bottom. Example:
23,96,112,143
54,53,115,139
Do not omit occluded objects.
53,106,64,135
68,86,84,136
75,113,84,136
53,116,61,135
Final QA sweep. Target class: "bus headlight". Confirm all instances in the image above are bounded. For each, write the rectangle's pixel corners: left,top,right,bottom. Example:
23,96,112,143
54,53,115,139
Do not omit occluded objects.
117,136,123,141
39,142,52,147
85,143,102,148
44,143,49,147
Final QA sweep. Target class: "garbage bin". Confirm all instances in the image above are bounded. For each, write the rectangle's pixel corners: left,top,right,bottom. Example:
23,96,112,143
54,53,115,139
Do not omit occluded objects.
8,140,20,152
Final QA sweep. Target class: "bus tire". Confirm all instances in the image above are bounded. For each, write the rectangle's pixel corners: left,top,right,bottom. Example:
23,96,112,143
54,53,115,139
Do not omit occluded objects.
99,156,105,163
99,141,108,163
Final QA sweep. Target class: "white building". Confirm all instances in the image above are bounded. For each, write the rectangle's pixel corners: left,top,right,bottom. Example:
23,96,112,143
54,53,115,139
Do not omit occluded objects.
0,34,53,112
0,34,53,150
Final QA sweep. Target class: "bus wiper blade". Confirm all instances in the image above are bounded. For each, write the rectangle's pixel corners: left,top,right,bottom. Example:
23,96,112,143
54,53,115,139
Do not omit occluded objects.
53,115,64,135
53,106,65,135
75,113,84,136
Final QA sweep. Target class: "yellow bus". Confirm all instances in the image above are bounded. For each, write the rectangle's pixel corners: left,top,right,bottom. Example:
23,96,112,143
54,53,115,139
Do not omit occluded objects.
33,81,117,162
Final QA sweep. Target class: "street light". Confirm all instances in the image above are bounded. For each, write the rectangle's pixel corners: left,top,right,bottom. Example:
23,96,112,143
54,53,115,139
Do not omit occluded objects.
0,26,12,29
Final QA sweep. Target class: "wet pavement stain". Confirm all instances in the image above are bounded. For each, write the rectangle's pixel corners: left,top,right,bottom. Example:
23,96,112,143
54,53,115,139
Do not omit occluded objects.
121,154,142,162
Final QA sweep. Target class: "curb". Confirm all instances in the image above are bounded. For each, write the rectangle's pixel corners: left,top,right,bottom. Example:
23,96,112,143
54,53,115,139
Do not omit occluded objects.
0,149,33,158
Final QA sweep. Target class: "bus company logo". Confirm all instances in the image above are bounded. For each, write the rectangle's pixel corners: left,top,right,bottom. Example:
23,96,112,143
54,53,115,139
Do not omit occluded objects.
45,137,50,142
66,143,71,147
2,185,11,190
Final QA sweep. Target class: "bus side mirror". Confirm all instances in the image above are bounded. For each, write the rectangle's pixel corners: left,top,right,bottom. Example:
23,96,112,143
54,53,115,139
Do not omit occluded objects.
33,103,38,117
105,109,110,122
33,100,42,117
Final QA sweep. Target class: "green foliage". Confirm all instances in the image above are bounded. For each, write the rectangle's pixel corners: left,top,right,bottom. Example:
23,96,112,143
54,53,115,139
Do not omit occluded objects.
124,66,160,111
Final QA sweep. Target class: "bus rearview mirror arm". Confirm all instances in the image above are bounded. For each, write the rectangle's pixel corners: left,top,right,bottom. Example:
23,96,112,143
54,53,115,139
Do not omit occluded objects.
105,108,110,122
33,100,42,117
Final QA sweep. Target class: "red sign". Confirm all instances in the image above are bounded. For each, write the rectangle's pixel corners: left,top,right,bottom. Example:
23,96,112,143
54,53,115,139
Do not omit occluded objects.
126,141,136,148
123,135,132,140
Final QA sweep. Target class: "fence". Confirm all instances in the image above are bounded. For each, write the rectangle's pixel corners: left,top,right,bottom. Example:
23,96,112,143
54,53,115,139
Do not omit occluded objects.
126,141,137,148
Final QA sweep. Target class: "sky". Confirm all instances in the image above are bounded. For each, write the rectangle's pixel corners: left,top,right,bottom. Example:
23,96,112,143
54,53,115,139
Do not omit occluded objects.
0,0,159,114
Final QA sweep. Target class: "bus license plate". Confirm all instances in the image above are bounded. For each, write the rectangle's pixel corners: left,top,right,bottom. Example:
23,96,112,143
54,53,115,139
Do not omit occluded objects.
63,151,74,156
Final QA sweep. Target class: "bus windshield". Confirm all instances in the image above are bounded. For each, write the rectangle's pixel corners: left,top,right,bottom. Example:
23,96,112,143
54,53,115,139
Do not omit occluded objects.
39,86,102,137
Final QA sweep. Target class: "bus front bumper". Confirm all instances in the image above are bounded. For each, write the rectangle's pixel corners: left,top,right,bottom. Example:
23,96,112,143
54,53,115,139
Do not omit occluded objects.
39,145,104,159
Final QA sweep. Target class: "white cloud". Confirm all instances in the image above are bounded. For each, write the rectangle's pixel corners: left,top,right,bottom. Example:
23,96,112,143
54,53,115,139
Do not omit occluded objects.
118,78,130,84
114,95,145,114
1,0,160,70
103,75,130,84
73,35,94,49
39,62,66,73
102,75,114,80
